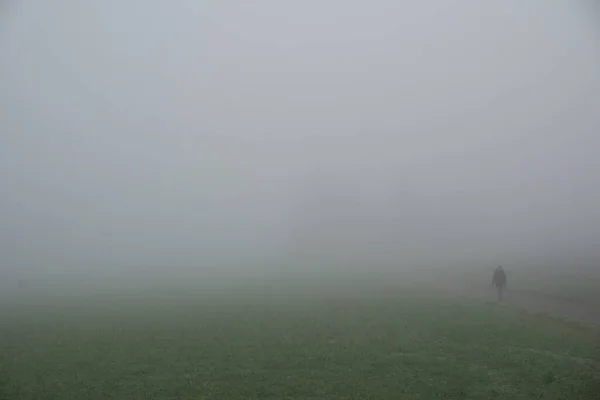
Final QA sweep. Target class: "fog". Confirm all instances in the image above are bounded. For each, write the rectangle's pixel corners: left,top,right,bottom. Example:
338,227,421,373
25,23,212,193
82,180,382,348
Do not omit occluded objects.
1,2,599,292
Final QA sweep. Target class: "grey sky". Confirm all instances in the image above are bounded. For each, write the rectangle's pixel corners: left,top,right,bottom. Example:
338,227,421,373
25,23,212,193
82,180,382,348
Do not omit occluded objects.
1,2,599,275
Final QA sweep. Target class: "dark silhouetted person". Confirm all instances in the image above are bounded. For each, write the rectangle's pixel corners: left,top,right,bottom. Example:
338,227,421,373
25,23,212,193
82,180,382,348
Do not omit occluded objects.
492,266,506,301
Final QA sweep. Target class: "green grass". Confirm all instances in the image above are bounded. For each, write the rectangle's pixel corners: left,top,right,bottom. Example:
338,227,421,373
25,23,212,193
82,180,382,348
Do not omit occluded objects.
0,287,599,399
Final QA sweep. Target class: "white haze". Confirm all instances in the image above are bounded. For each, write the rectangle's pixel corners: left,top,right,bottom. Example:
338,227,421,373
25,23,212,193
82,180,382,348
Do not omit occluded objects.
1,1,599,289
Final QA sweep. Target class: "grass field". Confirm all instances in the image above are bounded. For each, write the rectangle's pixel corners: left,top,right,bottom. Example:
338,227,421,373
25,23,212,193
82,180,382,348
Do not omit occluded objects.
0,285,599,400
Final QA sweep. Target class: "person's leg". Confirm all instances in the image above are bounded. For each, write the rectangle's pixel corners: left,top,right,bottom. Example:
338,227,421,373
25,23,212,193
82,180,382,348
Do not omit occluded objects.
496,285,503,301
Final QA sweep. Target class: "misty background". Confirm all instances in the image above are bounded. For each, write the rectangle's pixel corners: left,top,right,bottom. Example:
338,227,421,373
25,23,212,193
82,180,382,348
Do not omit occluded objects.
1,2,599,290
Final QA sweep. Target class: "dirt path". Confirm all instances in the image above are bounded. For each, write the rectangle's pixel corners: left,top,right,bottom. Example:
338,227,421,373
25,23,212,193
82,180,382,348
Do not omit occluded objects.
442,283,600,327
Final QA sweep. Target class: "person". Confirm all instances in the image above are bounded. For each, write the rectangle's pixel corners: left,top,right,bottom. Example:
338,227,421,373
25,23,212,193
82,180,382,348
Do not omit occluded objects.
492,266,506,301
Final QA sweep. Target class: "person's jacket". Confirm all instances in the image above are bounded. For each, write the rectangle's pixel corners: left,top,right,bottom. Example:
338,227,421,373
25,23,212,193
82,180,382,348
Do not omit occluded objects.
492,268,506,287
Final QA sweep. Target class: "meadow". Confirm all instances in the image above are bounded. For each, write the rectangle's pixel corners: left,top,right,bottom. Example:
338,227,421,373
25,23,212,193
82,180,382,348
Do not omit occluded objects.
0,283,598,400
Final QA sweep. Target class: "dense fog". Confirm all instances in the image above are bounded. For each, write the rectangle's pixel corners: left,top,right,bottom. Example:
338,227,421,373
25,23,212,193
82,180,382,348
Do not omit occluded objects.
1,1,599,292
